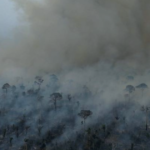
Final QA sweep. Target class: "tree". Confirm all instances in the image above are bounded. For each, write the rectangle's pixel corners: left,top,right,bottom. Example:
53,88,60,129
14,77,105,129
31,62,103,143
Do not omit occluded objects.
37,125,43,136
27,89,34,95
40,141,46,150
24,138,29,150
102,124,106,133
136,83,148,89
3,128,7,139
9,137,13,147
2,83,10,93
136,83,148,96
68,94,72,102
50,93,62,111
125,85,135,94
141,106,150,131
25,126,30,135
125,85,135,102
78,110,92,131
130,143,134,150
35,76,44,89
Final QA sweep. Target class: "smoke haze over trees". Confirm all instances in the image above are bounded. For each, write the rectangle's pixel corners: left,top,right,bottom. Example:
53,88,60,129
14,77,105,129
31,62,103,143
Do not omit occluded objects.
0,0,150,149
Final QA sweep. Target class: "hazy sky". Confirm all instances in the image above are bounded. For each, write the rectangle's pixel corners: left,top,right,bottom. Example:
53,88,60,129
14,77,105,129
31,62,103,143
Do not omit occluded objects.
0,0,18,37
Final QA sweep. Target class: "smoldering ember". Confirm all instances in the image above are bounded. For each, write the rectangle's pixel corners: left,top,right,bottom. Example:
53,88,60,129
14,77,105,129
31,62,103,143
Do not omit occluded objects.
1,0,150,150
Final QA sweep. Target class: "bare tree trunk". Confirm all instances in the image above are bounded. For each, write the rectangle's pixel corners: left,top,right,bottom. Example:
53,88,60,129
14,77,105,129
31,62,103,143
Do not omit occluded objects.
83,118,86,133
26,144,28,150
131,143,134,150
54,99,57,111
146,110,148,131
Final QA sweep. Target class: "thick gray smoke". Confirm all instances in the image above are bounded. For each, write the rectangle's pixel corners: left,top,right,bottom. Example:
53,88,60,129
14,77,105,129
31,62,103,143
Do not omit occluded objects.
0,0,150,78
1,1,150,149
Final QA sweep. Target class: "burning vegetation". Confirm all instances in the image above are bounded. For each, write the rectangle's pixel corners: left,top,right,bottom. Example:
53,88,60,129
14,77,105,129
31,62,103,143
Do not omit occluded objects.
1,0,150,149
0,71,149,150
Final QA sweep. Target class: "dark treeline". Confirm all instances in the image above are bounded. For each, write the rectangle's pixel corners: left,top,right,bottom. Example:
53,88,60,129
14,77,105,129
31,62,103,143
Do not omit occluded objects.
0,74,150,150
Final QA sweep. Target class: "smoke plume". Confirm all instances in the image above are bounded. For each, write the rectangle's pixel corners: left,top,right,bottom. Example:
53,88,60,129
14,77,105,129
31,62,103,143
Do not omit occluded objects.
0,0,150,77
1,1,150,149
